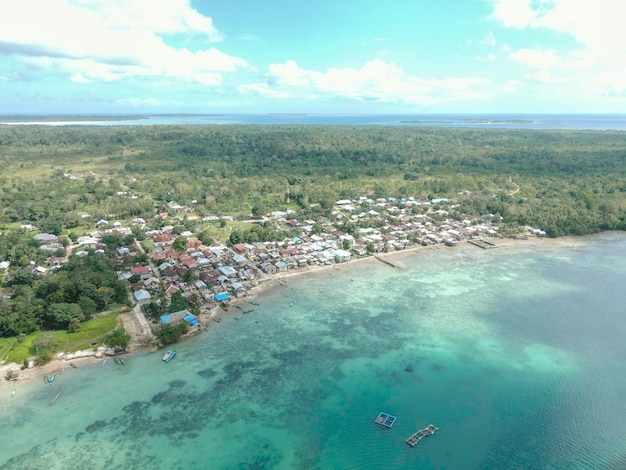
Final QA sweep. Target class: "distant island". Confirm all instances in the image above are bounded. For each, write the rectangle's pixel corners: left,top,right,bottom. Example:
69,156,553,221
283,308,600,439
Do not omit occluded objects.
401,118,533,125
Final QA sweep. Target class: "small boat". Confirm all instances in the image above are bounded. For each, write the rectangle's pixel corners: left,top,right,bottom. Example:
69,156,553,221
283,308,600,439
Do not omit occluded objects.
162,350,176,362
70,363,77,369
249,301,260,306
289,300,294,307
46,374,54,383
100,359,108,367
114,357,125,365
242,309,254,314
49,392,61,406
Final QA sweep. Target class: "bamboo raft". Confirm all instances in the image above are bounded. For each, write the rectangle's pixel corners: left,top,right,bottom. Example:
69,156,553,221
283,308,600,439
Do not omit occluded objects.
405,424,438,447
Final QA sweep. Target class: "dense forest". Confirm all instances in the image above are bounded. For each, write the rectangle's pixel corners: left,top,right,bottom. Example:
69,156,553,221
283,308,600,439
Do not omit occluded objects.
1,124,626,344
1,124,626,237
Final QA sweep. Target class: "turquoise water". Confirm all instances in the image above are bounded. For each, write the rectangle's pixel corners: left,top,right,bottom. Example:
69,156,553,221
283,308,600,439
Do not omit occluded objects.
2,234,626,469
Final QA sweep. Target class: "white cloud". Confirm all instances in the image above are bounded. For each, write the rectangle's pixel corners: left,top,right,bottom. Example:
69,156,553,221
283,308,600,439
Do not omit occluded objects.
238,83,289,98
115,97,161,107
489,0,541,28
524,71,568,84
491,0,626,56
490,0,626,96
0,0,247,85
502,80,522,93
247,59,490,106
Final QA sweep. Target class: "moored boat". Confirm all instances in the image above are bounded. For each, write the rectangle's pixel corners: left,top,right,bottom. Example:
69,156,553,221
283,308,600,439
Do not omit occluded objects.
46,374,54,383
162,349,176,362
49,392,61,406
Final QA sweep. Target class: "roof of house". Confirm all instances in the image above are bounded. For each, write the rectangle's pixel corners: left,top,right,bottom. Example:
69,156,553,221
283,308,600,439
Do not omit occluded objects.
133,289,151,301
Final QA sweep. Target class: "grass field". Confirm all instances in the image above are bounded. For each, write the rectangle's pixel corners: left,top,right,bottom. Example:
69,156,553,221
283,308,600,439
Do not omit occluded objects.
0,312,120,366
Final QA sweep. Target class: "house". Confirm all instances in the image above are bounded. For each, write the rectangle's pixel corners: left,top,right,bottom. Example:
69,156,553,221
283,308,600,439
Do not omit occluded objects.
215,292,230,302
31,266,48,275
134,289,151,304
274,260,288,272
233,254,247,265
260,262,278,274
160,309,190,325
33,233,58,243
130,266,151,279
218,266,237,277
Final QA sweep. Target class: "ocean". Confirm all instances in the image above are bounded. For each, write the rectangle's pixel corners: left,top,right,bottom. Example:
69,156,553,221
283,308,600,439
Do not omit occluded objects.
1,234,625,469
2,113,626,130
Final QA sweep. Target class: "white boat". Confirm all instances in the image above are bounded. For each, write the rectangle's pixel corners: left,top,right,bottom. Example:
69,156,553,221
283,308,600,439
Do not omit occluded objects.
162,349,176,362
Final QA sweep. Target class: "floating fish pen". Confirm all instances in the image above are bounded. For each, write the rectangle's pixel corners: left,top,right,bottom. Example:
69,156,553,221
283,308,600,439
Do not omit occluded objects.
405,424,438,447
468,238,498,249
374,412,397,428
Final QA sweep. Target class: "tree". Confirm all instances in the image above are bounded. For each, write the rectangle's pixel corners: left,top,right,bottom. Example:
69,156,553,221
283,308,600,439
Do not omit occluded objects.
198,231,214,246
155,322,188,345
106,328,130,350
68,317,81,333
172,236,187,251
251,204,266,218
169,291,189,313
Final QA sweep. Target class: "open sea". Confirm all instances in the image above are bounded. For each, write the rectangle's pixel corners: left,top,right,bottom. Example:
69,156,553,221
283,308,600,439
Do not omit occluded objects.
2,113,626,130
1,234,626,469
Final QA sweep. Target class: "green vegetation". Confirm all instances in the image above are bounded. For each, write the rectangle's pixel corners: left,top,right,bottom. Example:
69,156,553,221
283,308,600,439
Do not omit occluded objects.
105,327,131,351
1,124,626,350
0,313,119,364
155,322,188,345
1,125,625,240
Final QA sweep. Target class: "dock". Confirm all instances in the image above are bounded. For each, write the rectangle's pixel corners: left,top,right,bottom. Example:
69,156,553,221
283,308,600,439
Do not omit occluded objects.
374,256,408,271
405,424,438,447
374,412,397,428
468,238,498,249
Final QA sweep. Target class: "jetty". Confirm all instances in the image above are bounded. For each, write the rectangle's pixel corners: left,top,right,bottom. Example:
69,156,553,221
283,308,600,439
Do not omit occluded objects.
374,256,407,271
374,412,397,428
468,238,498,249
405,424,438,447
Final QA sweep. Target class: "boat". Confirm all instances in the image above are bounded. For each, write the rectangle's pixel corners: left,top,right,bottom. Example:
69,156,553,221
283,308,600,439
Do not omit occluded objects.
49,392,61,406
289,300,294,307
46,374,54,383
162,349,176,362
249,300,260,306
114,357,125,365
100,359,108,367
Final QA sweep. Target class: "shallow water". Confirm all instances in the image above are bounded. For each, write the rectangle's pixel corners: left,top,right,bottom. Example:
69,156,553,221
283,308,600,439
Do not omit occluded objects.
1,235,626,469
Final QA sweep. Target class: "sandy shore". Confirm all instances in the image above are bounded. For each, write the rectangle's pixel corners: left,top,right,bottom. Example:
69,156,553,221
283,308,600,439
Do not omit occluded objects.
0,234,596,392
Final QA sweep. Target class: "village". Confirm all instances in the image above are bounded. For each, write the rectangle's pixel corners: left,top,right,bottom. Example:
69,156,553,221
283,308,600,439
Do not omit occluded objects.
14,193,546,345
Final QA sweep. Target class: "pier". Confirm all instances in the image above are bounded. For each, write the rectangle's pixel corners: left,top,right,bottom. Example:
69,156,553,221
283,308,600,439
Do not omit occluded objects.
405,424,438,447
468,238,498,249
374,256,408,271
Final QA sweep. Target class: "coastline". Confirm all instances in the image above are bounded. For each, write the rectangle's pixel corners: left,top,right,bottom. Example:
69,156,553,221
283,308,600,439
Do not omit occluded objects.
0,234,600,392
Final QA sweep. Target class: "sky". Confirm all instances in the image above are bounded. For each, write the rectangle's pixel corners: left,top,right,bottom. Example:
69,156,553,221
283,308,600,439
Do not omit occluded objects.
1,0,626,114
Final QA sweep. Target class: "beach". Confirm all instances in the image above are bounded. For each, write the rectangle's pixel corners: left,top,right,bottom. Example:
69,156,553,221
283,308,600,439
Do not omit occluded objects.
0,234,569,392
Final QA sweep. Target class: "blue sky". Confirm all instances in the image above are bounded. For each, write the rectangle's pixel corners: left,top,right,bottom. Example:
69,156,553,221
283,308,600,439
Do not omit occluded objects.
1,0,625,114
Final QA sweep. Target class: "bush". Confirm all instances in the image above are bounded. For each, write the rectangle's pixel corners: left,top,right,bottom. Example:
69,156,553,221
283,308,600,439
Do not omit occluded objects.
36,349,52,365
